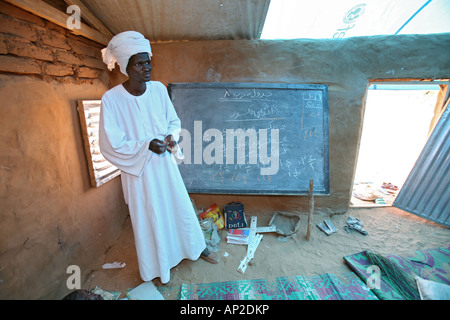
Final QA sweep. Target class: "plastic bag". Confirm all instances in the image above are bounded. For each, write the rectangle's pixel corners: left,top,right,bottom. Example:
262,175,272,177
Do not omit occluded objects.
199,218,221,252
199,204,225,230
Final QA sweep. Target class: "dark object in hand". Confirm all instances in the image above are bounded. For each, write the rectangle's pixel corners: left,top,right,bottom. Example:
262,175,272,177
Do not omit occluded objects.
149,138,168,154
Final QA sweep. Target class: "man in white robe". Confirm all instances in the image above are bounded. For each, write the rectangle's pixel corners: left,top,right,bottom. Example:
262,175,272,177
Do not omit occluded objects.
99,31,218,284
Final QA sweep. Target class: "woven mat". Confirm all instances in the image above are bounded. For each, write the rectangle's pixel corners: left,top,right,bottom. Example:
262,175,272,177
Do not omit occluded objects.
344,245,450,300
179,272,378,300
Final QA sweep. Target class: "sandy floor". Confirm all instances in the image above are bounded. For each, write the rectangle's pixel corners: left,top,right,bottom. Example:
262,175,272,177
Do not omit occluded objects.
85,206,449,300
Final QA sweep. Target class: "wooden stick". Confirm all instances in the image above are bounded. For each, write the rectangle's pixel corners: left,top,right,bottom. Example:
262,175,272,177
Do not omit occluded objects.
306,179,314,241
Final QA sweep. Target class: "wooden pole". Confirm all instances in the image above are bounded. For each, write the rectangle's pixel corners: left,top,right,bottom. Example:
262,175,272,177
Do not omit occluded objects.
306,179,314,241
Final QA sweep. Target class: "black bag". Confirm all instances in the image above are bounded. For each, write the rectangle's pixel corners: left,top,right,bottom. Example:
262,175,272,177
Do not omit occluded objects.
224,202,247,229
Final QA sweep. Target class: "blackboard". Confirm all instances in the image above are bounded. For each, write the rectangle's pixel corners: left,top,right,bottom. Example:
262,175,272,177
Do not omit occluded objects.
168,83,329,195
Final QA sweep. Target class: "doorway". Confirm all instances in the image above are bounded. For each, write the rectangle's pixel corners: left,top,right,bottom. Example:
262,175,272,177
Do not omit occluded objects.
352,83,440,207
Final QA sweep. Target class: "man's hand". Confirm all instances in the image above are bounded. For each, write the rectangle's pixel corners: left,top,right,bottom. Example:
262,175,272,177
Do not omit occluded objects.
149,138,168,154
164,134,177,152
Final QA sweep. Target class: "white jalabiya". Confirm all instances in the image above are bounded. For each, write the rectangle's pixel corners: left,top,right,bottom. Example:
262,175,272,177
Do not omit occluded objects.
99,81,206,283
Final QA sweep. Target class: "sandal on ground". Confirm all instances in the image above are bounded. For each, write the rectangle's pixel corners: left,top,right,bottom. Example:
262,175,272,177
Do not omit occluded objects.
382,182,399,191
345,216,368,235
345,223,368,235
346,216,363,226
324,220,337,233
317,222,333,235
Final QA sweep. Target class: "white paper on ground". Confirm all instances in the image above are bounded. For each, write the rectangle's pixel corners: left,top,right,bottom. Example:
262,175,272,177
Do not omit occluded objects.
128,281,164,300
102,262,126,269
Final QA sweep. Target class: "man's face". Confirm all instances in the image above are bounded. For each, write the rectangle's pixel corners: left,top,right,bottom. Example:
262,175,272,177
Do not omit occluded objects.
126,52,152,82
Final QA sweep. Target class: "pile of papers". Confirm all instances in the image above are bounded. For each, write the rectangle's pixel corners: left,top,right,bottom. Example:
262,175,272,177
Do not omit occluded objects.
227,229,250,245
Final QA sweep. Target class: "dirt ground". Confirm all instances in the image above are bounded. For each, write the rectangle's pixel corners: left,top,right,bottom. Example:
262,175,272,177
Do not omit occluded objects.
85,205,449,300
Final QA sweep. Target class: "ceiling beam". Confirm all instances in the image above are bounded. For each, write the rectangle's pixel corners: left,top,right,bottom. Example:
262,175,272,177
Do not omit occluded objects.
4,0,111,46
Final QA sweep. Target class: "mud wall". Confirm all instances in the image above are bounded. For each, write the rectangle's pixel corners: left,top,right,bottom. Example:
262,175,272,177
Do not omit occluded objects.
0,2,128,299
149,34,450,215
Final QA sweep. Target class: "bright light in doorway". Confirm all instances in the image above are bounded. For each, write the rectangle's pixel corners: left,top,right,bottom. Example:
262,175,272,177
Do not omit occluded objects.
261,0,450,40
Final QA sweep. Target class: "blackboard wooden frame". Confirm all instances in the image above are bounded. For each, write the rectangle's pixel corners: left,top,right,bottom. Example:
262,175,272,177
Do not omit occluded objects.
168,82,329,195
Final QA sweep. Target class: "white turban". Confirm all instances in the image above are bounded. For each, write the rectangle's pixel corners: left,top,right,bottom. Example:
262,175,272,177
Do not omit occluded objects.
101,31,152,76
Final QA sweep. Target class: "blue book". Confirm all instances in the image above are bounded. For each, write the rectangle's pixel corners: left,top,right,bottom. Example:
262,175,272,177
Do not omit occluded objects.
224,202,247,229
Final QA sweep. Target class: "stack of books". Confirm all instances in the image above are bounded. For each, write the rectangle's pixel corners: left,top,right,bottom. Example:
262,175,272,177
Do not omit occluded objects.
226,228,250,245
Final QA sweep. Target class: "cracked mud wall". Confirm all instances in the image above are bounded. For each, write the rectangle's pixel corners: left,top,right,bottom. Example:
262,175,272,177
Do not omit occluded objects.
0,74,129,299
0,2,128,299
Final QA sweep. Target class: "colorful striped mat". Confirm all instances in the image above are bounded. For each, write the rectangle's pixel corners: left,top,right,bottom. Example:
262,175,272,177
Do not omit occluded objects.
344,245,450,300
179,246,450,300
179,272,378,300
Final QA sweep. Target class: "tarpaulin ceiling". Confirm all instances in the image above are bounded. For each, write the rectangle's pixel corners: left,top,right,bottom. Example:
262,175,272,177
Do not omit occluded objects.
9,0,450,45
261,0,450,39
76,0,450,42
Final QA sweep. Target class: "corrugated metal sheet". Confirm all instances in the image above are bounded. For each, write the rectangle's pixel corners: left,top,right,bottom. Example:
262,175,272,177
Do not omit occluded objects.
81,0,271,42
393,104,450,228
